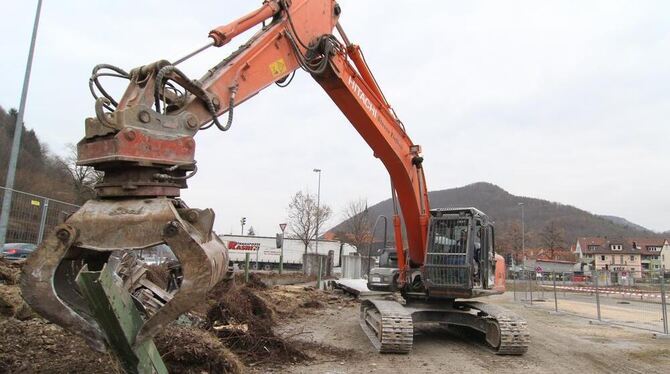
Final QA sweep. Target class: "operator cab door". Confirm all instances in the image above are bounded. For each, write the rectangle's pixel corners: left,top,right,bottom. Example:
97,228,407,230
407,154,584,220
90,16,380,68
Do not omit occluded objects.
477,223,495,289
423,214,473,294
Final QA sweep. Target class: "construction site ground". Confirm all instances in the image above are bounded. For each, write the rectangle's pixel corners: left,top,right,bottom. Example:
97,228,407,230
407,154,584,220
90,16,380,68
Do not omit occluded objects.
271,291,670,374
1,262,669,373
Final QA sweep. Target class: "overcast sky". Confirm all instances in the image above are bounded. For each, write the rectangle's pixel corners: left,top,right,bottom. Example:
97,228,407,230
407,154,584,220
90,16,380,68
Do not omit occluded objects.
1,1,669,235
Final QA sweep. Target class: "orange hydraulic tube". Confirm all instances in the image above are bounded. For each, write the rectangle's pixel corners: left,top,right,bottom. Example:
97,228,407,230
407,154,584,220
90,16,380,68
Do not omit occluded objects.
208,0,281,47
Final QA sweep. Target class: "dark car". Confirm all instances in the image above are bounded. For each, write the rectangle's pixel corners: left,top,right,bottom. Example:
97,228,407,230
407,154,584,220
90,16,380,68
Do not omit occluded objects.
1,243,37,262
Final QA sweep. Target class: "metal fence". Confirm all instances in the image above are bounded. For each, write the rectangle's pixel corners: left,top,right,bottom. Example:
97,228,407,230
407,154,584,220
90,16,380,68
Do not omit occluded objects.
0,186,80,245
510,269,668,335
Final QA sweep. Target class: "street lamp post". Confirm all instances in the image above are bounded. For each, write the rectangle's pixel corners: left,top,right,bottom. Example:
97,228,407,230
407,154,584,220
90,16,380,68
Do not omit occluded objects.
0,0,43,247
240,217,246,235
313,168,322,254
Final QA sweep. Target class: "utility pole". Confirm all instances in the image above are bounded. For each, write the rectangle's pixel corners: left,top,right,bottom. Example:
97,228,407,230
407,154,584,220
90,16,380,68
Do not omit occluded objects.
0,0,44,247
313,168,322,254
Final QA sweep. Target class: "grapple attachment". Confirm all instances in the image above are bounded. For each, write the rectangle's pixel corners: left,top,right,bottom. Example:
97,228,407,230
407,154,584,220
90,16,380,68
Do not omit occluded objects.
20,197,228,351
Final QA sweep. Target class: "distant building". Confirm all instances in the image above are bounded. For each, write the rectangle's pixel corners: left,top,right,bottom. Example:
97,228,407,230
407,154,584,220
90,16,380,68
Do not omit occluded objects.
522,247,576,273
661,240,670,270
524,247,576,262
574,237,668,275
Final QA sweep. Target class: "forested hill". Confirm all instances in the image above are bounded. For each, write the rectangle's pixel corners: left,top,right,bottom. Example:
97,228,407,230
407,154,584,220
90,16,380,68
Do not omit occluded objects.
328,182,663,249
0,106,90,203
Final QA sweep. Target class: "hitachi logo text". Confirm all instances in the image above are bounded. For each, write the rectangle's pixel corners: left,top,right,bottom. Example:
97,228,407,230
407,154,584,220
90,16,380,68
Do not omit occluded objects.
348,76,378,119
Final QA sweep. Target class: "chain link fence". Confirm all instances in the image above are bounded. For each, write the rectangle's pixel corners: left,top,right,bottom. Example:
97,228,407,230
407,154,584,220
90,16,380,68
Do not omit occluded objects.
510,269,668,335
0,186,80,245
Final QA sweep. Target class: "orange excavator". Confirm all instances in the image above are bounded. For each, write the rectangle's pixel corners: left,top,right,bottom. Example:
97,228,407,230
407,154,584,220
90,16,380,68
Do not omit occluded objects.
21,0,528,355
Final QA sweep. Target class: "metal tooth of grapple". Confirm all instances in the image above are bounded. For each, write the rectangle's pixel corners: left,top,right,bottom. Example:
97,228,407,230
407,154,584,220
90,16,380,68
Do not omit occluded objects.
20,197,228,350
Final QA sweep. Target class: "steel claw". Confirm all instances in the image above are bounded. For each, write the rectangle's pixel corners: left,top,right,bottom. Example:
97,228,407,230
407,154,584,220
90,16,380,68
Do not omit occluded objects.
20,197,228,351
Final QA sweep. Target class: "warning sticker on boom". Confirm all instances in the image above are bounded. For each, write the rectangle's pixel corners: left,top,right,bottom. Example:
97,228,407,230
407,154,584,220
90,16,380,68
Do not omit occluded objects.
269,58,287,77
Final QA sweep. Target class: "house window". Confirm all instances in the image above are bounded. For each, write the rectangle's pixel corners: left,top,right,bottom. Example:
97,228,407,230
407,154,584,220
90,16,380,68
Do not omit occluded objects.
620,255,624,263
588,245,599,251
610,244,623,251
630,255,635,261
630,267,635,271
601,255,606,261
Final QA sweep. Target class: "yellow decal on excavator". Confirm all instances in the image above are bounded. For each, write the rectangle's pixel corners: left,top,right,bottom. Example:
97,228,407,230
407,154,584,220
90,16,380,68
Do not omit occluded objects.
269,58,287,77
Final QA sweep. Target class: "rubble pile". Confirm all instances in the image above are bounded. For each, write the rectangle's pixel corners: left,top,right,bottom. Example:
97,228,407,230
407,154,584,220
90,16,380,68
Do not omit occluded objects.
155,326,242,374
203,278,309,364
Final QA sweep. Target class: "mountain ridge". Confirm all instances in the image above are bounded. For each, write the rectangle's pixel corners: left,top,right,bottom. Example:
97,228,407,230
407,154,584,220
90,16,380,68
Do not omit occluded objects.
328,182,665,249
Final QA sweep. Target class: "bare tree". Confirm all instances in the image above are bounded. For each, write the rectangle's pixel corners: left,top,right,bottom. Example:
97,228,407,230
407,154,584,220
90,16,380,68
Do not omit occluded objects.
287,190,332,253
337,198,371,252
498,222,524,263
55,144,104,204
539,221,565,259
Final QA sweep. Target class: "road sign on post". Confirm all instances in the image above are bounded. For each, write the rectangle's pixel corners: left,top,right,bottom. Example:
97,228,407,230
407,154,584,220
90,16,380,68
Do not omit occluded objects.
279,223,287,274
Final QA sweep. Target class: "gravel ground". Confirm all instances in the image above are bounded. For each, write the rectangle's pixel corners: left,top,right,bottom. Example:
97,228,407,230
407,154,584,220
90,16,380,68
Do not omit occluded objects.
272,292,670,374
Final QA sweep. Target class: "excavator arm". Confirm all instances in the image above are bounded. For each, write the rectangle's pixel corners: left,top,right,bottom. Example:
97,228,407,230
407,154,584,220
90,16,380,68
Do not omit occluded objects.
21,0,430,352
84,0,430,276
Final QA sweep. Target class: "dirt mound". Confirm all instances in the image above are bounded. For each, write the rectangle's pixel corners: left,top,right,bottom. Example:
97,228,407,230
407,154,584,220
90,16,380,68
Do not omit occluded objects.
0,318,114,373
155,326,242,374
229,272,268,290
0,258,20,285
204,281,308,365
0,285,34,320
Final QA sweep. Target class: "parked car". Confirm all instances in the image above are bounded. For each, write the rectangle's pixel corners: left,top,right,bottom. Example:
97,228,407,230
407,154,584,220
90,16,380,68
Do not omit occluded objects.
1,243,37,262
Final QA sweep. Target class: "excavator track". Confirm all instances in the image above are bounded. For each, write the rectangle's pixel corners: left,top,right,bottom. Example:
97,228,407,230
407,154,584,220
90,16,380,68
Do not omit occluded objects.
459,301,530,355
359,299,413,353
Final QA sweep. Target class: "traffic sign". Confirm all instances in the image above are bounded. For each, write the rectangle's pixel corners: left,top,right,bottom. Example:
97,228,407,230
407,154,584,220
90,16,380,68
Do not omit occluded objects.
279,223,287,232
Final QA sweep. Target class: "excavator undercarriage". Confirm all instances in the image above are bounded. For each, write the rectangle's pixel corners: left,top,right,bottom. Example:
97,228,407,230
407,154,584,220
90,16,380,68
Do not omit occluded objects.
360,299,529,355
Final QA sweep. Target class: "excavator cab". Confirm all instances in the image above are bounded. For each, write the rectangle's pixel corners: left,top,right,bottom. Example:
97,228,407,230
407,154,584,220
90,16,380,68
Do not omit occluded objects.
423,207,500,299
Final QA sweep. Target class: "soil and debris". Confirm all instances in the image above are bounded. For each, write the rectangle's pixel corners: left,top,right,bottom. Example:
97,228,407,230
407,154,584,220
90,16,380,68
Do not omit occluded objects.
0,258,20,285
0,317,115,373
0,263,356,374
155,326,242,374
